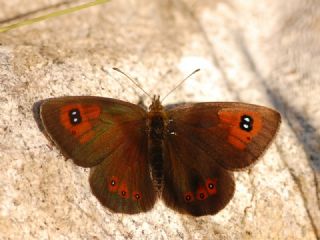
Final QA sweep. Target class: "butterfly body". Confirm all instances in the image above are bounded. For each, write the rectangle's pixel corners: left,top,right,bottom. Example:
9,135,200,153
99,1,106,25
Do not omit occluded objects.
36,95,281,216
147,96,167,191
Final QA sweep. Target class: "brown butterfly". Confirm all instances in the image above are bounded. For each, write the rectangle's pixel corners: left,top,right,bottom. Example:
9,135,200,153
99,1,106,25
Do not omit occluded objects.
34,74,281,217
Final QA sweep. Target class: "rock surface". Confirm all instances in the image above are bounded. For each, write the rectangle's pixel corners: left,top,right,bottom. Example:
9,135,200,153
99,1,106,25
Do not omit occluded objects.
0,0,319,239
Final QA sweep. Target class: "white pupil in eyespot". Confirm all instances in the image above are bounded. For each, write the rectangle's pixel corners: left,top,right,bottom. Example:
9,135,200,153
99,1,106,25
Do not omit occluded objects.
72,111,77,115
73,118,78,122
244,117,250,122
243,123,249,128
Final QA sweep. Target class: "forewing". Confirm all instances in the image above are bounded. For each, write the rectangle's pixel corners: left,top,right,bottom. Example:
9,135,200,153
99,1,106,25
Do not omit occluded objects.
166,102,281,170
39,96,145,167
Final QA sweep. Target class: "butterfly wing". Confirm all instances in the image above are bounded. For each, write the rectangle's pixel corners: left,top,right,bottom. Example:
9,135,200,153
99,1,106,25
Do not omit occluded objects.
38,96,157,213
39,96,145,167
162,135,235,216
162,102,281,216
166,102,281,170
89,134,157,214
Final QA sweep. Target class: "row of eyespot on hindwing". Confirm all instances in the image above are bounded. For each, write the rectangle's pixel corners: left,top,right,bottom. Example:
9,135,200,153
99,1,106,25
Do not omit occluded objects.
184,178,218,203
107,176,217,203
108,176,142,201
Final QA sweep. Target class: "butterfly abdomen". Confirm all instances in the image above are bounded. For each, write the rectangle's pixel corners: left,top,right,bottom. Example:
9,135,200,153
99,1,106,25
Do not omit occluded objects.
147,101,167,191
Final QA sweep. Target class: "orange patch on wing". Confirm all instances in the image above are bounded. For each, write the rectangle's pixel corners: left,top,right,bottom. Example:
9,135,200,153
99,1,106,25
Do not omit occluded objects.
218,110,262,150
79,131,95,144
228,132,246,150
59,104,101,144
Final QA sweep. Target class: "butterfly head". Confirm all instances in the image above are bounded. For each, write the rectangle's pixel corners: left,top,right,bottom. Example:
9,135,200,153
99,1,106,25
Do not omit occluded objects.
149,95,163,112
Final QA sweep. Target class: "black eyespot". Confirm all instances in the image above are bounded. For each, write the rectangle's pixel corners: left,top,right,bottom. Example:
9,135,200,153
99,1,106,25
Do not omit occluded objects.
184,192,194,203
185,195,191,201
132,191,142,201
240,115,253,132
110,180,116,186
121,191,126,196
199,193,205,199
208,183,214,189
69,109,82,125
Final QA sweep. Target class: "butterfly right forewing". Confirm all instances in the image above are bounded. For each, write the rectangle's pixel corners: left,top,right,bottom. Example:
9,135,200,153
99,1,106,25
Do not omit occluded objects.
165,102,281,170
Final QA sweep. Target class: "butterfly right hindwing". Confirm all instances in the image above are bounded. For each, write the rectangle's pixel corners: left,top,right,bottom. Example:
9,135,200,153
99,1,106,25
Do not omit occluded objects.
162,133,235,216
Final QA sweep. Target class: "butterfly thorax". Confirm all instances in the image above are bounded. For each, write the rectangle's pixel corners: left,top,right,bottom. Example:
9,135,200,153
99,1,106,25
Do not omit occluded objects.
147,95,167,192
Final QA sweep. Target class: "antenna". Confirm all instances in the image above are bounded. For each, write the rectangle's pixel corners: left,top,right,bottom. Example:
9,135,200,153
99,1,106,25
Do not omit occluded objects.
112,67,152,99
161,68,200,102
0,0,109,33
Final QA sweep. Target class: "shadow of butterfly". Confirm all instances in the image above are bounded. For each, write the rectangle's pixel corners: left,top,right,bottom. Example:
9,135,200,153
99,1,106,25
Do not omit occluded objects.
33,95,281,216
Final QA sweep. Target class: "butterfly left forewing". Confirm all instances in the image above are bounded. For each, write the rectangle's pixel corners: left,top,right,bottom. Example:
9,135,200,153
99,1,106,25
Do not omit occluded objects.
38,96,146,167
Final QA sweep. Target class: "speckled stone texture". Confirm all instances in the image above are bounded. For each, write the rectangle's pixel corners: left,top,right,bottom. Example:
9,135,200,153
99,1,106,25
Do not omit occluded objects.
0,0,319,239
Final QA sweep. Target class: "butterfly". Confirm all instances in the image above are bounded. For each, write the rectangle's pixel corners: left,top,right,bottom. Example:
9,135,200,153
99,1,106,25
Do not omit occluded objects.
34,90,281,217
